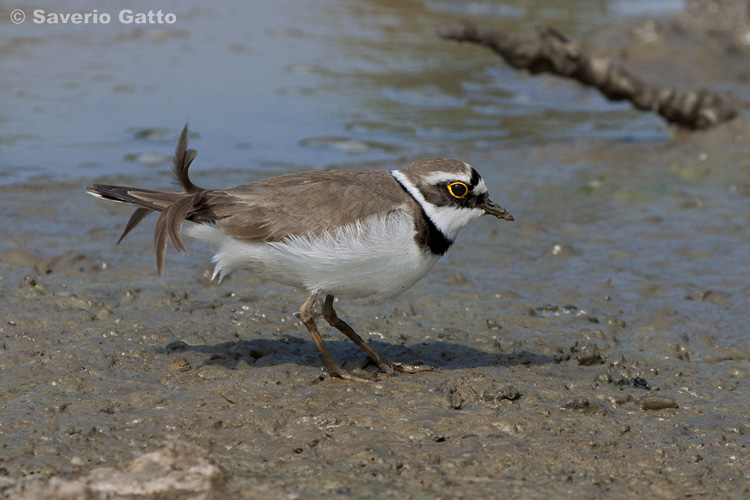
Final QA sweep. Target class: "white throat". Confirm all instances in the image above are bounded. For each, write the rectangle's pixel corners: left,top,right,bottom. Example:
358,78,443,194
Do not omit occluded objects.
391,170,484,241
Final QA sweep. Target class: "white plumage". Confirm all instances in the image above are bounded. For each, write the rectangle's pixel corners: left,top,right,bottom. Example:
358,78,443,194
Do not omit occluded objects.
186,207,440,301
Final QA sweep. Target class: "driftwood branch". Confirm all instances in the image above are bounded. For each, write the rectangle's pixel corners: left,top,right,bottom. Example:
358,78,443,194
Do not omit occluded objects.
438,20,742,130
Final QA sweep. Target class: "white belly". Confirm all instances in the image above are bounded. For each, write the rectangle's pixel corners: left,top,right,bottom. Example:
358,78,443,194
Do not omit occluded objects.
185,209,441,301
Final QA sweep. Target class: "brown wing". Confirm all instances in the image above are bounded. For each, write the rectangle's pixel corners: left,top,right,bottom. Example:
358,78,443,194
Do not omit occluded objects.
201,169,414,242
90,168,417,275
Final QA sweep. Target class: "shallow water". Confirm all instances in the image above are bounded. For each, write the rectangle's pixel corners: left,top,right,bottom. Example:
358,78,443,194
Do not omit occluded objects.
2,1,750,498
1,0,684,185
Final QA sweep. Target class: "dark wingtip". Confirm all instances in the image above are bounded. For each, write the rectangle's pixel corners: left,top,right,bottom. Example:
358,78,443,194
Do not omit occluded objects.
85,184,109,200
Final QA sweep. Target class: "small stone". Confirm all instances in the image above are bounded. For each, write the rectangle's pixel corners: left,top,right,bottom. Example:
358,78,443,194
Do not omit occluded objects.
638,396,679,411
95,308,112,321
605,316,627,329
18,275,48,295
493,417,523,435
561,397,607,415
613,376,631,388
121,290,137,305
551,243,577,257
481,385,521,404
444,392,464,410
631,376,651,390
166,340,189,353
562,397,591,412
607,393,632,405
168,358,191,373
486,319,502,330
497,385,521,401
572,341,602,366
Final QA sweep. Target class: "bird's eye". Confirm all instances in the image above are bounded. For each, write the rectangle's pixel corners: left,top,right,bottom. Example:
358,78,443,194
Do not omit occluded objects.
447,182,468,199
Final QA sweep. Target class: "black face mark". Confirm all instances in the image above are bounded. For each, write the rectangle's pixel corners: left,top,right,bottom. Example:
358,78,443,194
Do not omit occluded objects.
469,167,481,190
413,210,453,256
391,174,454,255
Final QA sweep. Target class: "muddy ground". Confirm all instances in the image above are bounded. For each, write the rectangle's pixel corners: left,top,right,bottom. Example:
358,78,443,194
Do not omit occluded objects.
2,2,750,500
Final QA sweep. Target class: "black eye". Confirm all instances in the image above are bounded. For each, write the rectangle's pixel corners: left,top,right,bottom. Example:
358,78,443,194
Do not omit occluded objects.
447,182,468,199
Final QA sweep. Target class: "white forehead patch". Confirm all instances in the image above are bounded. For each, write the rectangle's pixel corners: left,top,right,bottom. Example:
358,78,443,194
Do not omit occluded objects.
421,170,472,186
472,177,487,195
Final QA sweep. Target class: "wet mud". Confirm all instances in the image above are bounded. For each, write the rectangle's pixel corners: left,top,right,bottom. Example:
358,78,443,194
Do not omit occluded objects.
2,128,750,499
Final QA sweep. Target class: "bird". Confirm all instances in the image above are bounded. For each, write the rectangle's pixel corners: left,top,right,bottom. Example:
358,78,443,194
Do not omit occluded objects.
87,125,514,380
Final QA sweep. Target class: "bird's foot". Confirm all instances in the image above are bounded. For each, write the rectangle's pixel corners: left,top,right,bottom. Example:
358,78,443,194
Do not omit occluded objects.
322,358,378,382
389,360,434,374
322,354,432,380
366,350,434,376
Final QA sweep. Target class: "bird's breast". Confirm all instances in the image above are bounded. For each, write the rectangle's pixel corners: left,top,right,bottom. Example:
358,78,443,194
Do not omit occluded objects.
188,209,442,301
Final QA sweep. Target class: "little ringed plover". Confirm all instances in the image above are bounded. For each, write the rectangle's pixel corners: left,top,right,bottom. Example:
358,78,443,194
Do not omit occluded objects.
87,125,513,380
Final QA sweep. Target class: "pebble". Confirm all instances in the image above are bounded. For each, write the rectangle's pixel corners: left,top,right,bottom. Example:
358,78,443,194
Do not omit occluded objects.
120,290,137,305
638,396,679,411
444,392,464,410
631,377,651,390
550,243,578,257
572,341,603,366
486,319,502,330
482,385,521,404
562,397,591,412
561,397,608,415
165,340,189,353
18,275,48,296
168,358,191,373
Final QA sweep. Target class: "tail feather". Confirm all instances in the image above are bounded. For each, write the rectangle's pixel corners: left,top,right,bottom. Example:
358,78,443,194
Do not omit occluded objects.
153,192,209,274
172,124,203,193
153,210,169,276
86,124,211,275
117,207,151,245
86,184,183,211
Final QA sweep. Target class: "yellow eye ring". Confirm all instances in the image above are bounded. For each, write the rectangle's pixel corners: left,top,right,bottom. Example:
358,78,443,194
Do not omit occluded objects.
447,181,468,199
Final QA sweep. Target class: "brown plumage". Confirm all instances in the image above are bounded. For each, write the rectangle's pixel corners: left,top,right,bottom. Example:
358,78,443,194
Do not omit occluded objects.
87,125,423,275
87,124,514,380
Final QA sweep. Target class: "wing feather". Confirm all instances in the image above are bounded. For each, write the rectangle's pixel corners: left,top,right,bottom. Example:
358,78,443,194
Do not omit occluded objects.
204,170,413,242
